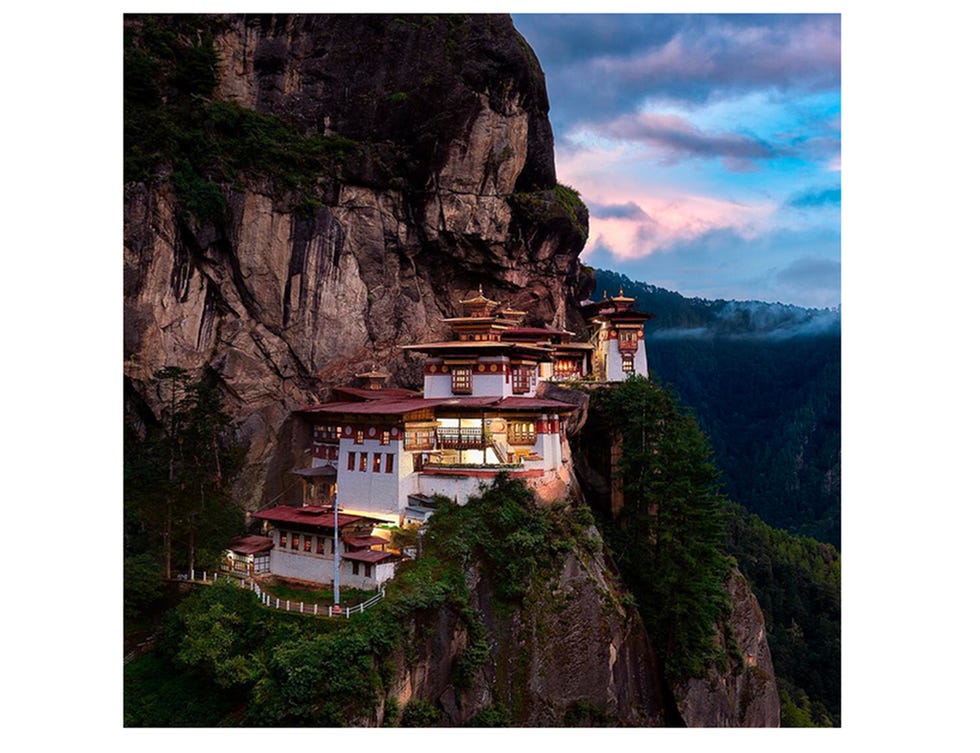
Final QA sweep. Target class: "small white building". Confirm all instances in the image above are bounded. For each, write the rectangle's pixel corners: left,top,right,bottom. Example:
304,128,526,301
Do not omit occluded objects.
252,505,399,590
585,290,653,381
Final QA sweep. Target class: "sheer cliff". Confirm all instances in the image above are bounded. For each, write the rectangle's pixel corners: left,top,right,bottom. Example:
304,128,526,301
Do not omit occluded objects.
124,14,591,507
123,14,779,727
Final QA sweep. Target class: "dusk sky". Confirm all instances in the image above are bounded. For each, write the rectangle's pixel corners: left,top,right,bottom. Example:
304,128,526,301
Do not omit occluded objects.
512,14,841,309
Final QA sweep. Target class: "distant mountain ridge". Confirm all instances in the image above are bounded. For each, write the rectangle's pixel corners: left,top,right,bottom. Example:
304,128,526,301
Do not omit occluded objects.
592,268,841,547
590,269,840,339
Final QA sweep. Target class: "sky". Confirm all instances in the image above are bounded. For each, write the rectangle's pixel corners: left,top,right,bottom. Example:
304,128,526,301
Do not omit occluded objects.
512,14,841,309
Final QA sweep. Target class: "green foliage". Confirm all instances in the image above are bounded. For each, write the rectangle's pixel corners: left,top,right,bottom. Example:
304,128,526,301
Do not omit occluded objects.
125,651,240,727
562,698,613,727
466,704,512,727
124,552,164,622
174,581,265,688
124,477,595,726
399,699,442,727
726,507,840,725
509,183,588,241
591,377,734,682
124,367,246,584
592,268,841,546
422,475,572,603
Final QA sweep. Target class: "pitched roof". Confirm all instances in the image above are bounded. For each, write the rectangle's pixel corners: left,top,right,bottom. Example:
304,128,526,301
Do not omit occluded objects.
227,535,275,555
253,505,366,529
341,549,401,564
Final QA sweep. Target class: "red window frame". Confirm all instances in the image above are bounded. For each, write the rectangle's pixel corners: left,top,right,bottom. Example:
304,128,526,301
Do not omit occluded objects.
291,534,299,551
347,452,356,471
385,454,394,473
373,453,382,473
316,536,325,555
303,535,312,552
359,452,368,472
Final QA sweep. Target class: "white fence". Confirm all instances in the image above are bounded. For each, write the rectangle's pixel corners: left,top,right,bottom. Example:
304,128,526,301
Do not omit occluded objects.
178,569,386,619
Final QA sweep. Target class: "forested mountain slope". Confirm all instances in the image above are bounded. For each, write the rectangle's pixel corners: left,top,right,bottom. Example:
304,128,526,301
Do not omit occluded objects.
592,269,841,546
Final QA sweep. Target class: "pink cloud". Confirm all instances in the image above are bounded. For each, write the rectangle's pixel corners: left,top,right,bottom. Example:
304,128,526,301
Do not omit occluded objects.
557,144,776,261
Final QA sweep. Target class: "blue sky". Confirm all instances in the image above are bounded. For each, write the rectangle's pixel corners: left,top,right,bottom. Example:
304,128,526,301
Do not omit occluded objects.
512,14,841,308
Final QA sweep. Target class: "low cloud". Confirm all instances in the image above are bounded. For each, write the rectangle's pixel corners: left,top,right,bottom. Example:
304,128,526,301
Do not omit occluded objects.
515,14,840,128
590,201,655,221
594,112,782,169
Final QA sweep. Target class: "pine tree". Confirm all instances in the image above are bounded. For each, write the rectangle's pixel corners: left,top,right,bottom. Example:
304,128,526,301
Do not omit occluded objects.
595,377,733,681
125,367,245,582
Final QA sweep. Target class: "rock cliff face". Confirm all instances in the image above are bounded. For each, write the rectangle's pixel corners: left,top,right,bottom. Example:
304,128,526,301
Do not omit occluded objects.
387,529,665,726
124,14,590,507
675,571,781,727
124,14,779,727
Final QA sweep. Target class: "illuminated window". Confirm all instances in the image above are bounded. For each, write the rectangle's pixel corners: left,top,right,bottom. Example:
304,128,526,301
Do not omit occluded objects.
347,452,356,471
622,355,634,373
373,453,382,473
316,536,325,555
354,429,364,445
380,430,390,446
303,535,312,553
359,452,368,472
508,421,537,445
451,367,472,395
385,454,394,473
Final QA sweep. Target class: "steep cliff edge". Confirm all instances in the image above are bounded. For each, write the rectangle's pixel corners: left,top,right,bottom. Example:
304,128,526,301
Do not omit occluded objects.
124,14,590,507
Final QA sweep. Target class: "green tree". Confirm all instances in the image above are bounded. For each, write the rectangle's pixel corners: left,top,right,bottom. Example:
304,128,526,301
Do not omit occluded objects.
125,367,244,581
593,377,733,682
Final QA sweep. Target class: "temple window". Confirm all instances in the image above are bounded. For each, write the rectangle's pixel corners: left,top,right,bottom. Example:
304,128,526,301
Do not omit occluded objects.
279,532,287,548
347,452,356,471
303,535,312,553
451,367,472,395
291,534,300,551
364,564,373,578
354,429,364,445
508,420,537,445
373,453,382,473
352,561,360,576
316,536,325,555
622,355,634,373
512,367,530,394
380,430,390,446
385,454,394,473
359,453,368,472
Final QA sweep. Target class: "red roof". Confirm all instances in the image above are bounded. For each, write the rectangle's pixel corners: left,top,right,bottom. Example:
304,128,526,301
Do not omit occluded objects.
297,394,576,418
341,549,401,564
253,505,366,529
342,535,389,548
227,535,274,555
331,386,420,401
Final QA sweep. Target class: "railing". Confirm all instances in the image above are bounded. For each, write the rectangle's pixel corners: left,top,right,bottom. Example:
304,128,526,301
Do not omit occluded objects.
436,426,487,450
176,570,386,619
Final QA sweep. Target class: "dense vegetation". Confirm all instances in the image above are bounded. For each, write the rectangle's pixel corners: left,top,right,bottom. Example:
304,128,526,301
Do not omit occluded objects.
724,508,841,726
124,477,590,726
576,376,839,726
592,269,841,546
124,367,245,618
585,378,738,684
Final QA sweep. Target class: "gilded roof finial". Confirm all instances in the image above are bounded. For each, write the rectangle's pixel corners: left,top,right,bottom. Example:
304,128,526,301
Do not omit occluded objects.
619,286,624,297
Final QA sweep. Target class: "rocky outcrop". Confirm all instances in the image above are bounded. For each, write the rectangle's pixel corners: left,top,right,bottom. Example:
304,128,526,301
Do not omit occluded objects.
386,528,664,726
124,14,590,508
674,570,781,727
